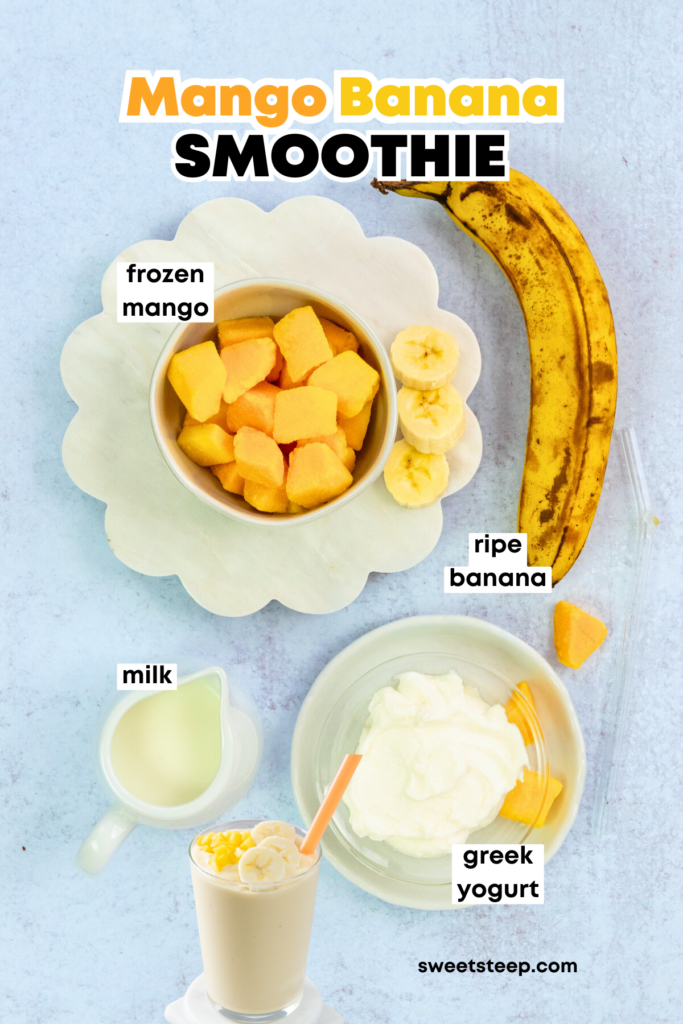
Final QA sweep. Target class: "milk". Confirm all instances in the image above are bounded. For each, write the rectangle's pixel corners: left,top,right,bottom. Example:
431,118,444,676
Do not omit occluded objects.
110,677,222,806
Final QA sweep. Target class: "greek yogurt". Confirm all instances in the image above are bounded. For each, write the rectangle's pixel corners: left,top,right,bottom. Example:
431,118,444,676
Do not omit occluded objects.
342,670,528,857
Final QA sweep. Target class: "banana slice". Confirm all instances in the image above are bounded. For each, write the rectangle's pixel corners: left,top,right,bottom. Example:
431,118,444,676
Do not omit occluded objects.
398,384,465,454
257,836,301,876
383,439,449,508
390,326,459,390
251,820,297,844
238,846,286,886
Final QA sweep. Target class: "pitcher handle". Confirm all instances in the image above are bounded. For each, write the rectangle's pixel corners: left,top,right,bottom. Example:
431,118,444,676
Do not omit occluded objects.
78,806,136,874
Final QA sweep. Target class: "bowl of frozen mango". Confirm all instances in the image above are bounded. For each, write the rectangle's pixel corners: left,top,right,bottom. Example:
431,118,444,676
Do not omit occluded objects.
150,279,398,525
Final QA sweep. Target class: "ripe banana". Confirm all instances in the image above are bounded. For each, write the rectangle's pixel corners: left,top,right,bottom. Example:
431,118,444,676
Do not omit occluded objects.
398,384,465,454
374,171,618,584
384,439,450,507
391,325,459,389
258,835,301,876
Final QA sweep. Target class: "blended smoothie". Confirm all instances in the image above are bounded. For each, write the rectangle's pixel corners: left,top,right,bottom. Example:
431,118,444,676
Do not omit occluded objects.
190,819,320,1020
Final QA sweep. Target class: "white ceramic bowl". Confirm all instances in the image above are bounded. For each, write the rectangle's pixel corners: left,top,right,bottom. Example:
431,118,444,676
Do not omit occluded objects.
149,278,398,526
291,615,586,910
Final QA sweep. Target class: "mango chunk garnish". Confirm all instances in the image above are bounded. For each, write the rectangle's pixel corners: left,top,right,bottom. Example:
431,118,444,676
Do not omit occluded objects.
499,769,563,828
505,681,541,746
197,829,253,870
554,601,607,668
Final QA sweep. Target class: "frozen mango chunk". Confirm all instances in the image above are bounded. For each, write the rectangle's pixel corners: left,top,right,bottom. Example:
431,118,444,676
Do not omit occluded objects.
286,501,307,515
211,462,245,496
184,399,229,430
287,443,353,508
168,341,227,422
505,682,539,746
308,350,380,419
499,769,563,828
278,360,301,390
319,317,359,356
177,424,235,467
273,306,333,384
244,477,289,514
272,386,337,444
221,338,277,404
234,426,285,488
297,426,355,472
217,316,275,349
554,601,607,669
225,382,280,437
267,345,284,383
339,400,373,451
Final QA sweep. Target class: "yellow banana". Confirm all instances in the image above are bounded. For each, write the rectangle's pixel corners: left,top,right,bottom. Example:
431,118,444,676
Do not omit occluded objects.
373,171,618,585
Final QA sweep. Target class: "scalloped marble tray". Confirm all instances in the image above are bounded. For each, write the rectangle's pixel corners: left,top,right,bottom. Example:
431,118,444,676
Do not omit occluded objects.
61,197,482,616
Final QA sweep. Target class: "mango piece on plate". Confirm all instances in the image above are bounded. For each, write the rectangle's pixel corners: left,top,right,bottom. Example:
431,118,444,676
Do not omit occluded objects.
243,477,289,514
225,382,280,437
234,426,285,488
272,386,337,444
308,351,380,419
287,501,307,514
168,341,227,422
297,426,356,472
184,399,230,430
499,769,563,828
339,400,373,451
177,424,235,467
273,306,333,384
211,462,245,496
217,316,275,348
504,682,539,746
554,601,607,668
319,317,359,355
221,338,277,404
286,443,353,508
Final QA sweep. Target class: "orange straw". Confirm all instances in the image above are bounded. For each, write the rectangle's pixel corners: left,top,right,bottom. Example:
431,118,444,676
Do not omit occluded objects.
299,754,362,855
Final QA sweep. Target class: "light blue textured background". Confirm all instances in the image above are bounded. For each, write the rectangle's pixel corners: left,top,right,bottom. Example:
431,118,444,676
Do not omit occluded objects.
2,3,681,1022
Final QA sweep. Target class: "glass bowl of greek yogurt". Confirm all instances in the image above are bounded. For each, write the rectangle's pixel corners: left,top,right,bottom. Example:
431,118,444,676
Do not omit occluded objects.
291,615,585,908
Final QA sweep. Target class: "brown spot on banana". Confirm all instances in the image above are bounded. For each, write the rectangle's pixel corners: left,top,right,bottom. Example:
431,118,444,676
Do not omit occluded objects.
374,170,618,585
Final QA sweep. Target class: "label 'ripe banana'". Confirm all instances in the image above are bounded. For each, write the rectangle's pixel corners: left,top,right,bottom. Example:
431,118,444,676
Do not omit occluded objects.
374,171,618,584
398,383,465,454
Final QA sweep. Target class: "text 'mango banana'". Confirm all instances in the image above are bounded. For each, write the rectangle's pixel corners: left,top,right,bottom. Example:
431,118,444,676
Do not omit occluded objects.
373,171,618,585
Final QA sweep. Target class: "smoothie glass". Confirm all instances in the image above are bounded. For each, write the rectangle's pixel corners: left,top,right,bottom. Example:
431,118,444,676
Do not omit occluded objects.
190,819,321,1022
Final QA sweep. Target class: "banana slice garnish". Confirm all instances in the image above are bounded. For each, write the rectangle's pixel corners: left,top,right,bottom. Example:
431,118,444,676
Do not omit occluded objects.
257,835,301,876
397,384,465,454
383,439,449,508
390,326,459,390
251,820,297,844
238,845,286,886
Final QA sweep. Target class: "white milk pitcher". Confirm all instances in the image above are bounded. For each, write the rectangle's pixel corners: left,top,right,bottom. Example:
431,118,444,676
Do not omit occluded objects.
78,667,262,874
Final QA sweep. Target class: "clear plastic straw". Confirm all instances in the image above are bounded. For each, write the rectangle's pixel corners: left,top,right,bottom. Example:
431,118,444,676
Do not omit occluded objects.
592,427,657,835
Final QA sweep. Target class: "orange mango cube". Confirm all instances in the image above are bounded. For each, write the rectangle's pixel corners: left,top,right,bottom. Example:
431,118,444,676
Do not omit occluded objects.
168,341,227,422
272,386,337,444
211,462,245,496
499,769,563,828
286,443,353,508
278,360,301,390
221,338,277,404
297,426,355,472
225,382,280,437
307,350,380,419
554,601,608,668
267,345,285,383
273,306,333,384
234,426,285,488
504,682,539,746
319,317,359,355
184,399,230,430
244,477,289,513
177,424,235,467
339,400,373,451
217,316,275,349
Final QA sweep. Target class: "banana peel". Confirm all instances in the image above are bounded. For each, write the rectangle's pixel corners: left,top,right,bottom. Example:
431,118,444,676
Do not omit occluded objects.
373,172,618,585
